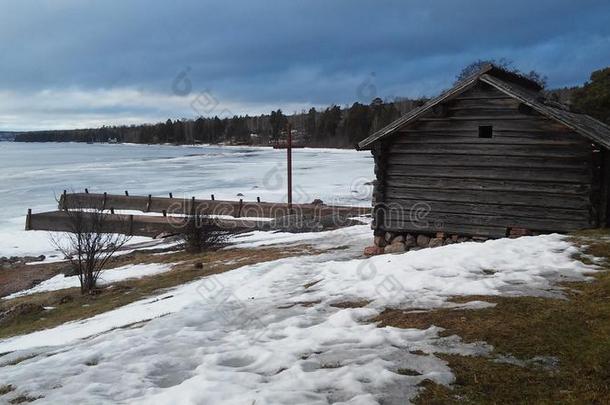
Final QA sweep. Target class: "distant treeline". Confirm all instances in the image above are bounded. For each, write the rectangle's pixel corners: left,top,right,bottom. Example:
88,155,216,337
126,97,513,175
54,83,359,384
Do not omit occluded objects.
0,132,17,141
13,65,610,147
14,98,424,148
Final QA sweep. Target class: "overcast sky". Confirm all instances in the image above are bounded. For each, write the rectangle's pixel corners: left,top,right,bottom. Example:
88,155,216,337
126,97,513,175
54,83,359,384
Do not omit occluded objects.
1,0,609,131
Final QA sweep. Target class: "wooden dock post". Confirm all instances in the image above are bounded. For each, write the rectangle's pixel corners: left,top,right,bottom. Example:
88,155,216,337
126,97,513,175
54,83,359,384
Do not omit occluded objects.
146,194,152,212
25,209,32,230
237,199,243,218
191,196,196,215
102,192,108,210
129,214,134,236
287,123,293,212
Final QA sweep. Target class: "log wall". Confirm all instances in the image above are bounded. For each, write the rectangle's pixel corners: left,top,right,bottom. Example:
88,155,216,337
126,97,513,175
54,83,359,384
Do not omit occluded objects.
374,82,601,238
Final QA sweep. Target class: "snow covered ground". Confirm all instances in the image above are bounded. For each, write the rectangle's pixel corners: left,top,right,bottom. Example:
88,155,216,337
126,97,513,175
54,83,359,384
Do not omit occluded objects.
3,263,174,300
0,225,595,404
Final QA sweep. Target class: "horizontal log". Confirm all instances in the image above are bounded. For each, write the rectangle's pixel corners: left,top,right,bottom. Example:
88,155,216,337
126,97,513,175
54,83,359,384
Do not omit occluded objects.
380,220,508,238
384,175,592,195
388,143,591,158
448,108,534,118
387,153,590,170
382,210,591,233
59,193,370,218
410,118,567,132
397,127,578,136
418,115,546,122
383,187,591,209
26,211,264,238
392,131,588,145
457,84,511,98
379,198,591,222
449,97,520,108
385,165,592,184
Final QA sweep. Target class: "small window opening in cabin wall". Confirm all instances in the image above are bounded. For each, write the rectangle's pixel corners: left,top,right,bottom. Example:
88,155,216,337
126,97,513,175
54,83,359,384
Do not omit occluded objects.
479,125,493,138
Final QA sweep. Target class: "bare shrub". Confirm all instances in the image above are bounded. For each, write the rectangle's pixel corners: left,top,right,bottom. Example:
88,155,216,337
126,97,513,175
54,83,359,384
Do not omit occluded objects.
50,195,131,295
181,215,233,254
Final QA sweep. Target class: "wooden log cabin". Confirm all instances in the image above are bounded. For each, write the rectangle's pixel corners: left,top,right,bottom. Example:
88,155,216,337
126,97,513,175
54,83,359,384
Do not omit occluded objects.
357,64,610,249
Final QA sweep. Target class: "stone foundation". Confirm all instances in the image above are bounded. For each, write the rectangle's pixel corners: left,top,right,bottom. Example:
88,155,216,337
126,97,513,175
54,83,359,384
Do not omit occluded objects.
364,231,486,256
364,228,539,256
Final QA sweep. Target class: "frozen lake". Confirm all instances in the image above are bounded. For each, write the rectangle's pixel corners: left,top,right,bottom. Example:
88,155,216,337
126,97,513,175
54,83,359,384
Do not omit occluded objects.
0,142,374,257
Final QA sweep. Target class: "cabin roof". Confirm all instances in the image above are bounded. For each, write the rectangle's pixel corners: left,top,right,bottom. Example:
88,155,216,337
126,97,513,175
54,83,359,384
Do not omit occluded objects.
357,64,610,150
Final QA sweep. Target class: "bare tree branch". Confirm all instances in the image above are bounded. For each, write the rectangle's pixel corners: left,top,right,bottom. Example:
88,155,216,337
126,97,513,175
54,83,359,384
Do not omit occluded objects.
50,194,132,294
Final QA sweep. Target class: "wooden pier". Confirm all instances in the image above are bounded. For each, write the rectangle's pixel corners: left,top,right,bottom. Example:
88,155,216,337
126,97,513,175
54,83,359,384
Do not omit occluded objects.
58,192,370,218
25,210,266,238
25,192,371,238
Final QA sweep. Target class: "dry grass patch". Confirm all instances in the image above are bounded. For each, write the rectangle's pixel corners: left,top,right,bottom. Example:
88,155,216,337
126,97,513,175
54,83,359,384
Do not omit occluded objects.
8,394,41,404
0,245,316,339
329,300,370,309
373,231,610,404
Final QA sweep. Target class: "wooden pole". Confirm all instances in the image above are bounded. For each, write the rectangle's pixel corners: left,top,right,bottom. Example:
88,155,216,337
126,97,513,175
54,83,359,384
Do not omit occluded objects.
85,188,89,194
237,199,243,218
257,196,261,203
211,194,215,201
125,190,129,196
287,123,293,211
169,192,173,199
26,209,32,230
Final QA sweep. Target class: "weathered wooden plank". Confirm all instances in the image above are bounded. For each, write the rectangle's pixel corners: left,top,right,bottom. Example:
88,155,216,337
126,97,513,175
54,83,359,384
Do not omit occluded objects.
448,108,535,118
386,153,590,169
392,131,589,145
383,187,590,209
449,97,520,108
59,193,370,218
410,118,568,132
457,82,513,97
382,209,591,232
418,115,546,122
384,175,591,195
388,143,591,158
397,127,578,136
380,220,508,238
27,211,267,238
379,198,591,222
385,165,591,184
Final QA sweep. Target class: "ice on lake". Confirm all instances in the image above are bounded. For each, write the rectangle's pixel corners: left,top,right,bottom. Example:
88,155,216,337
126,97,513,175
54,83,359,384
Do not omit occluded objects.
0,143,374,257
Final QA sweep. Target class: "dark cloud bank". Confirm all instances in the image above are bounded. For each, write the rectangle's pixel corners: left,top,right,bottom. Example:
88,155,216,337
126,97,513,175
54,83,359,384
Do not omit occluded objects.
1,0,609,130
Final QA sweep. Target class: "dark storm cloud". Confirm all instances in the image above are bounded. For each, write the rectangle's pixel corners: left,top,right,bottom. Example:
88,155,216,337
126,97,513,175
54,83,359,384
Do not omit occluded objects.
1,0,609,130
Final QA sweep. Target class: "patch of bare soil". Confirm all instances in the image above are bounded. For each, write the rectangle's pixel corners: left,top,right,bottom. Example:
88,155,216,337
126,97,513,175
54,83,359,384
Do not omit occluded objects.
0,262,70,298
0,244,318,339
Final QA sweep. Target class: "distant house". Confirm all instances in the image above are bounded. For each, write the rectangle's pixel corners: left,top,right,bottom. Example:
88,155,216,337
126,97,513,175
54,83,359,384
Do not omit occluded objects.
358,64,610,249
